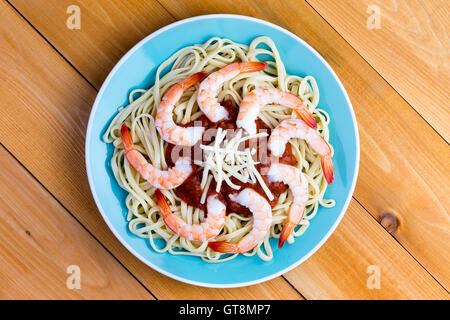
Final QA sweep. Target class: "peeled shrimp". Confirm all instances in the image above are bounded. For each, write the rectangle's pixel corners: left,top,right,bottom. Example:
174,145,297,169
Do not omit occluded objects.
121,124,192,189
267,163,308,248
236,87,317,135
197,62,268,122
155,190,226,241
155,72,207,146
208,188,272,254
268,118,334,184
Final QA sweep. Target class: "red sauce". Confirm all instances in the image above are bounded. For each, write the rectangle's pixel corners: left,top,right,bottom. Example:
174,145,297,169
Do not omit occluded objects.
174,169,207,210
221,143,295,216
174,168,225,211
164,100,297,216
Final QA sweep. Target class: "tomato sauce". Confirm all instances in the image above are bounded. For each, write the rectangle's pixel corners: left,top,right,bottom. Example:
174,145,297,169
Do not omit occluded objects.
164,100,296,216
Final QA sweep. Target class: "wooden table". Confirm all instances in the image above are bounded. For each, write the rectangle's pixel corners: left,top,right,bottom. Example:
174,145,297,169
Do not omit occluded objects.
0,0,448,300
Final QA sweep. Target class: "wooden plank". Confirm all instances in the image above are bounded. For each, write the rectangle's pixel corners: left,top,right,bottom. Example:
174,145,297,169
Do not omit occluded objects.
9,0,175,89
285,200,447,299
4,1,449,298
0,0,302,300
307,0,450,141
0,147,152,299
155,0,450,292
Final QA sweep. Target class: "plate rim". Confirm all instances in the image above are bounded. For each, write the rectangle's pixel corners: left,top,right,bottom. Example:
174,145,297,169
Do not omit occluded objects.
85,13,360,288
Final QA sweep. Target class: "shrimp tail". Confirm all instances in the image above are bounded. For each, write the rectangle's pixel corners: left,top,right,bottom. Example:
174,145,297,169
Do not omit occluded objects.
155,189,171,219
120,124,134,151
180,71,208,89
321,154,334,185
240,61,268,72
279,221,296,248
208,241,239,254
295,108,317,129
155,189,180,235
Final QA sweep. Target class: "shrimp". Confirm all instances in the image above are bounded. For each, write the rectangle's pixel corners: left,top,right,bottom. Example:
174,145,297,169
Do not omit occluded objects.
208,188,272,254
268,118,334,184
155,190,226,241
155,72,207,146
236,87,317,135
267,163,308,248
121,124,192,189
197,62,268,122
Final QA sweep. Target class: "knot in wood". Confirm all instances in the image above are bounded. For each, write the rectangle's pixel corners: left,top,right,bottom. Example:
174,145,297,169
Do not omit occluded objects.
380,213,399,233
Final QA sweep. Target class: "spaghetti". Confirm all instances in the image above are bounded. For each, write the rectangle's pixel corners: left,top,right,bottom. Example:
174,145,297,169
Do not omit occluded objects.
103,36,335,262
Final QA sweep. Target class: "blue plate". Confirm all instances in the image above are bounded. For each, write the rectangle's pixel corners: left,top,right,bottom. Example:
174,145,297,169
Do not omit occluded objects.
85,14,359,288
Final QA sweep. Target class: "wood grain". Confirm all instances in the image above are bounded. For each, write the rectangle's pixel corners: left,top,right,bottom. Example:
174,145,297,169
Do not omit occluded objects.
285,200,447,299
155,0,450,291
0,146,152,299
0,0,302,300
9,0,175,89
2,0,448,298
307,0,450,141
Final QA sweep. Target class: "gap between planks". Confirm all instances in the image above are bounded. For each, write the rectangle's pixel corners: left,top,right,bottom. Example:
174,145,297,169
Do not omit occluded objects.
3,0,448,297
151,0,450,290
304,0,448,144
0,142,158,299
3,0,306,298
0,143,154,299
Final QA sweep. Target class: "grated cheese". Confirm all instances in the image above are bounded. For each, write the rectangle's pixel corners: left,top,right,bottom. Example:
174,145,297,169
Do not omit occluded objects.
196,127,274,201
200,174,213,205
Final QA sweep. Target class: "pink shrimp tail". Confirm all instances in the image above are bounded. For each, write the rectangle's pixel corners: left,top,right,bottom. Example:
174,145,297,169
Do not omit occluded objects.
295,108,317,129
155,189,181,235
208,241,239,253
120,124,134,151
155,189,171,219
180,71,208,89
321,154,334,185
279,221,296,248
240,61,268,73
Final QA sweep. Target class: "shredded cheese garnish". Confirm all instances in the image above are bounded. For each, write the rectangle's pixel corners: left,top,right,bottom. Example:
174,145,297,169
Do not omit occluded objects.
200,174,213,205
195,128,274,201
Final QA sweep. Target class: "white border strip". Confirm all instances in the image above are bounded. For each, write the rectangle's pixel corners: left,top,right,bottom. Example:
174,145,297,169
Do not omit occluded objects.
85,14,360,288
